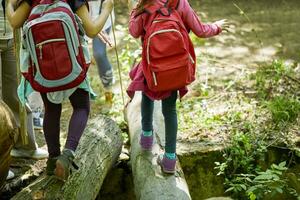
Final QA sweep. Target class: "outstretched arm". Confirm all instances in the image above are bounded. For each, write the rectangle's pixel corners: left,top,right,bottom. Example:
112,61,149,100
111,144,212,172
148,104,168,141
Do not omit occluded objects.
179,0,225,37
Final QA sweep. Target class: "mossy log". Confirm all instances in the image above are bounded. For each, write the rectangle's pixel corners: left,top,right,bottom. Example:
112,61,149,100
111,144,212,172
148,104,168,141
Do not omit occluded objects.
0,100,18,189
125,92,191,200
11,116,123,200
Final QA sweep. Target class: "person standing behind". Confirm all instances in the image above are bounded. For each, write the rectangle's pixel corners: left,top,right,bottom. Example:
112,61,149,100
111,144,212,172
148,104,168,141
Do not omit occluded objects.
0,0,48,180
7,0,114,181
89,0,115,107
127,0,228,174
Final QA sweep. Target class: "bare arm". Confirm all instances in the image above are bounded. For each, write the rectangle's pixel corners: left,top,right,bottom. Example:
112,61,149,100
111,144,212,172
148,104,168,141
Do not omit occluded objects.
76,0,113,38
6,0,31,29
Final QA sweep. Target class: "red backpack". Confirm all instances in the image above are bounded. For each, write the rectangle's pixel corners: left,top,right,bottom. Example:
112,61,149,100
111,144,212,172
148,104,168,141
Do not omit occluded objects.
141,0,196,92
20,0,90,93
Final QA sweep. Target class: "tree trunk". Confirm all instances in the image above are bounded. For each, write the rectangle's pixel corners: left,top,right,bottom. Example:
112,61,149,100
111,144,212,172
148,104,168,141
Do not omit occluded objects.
11,116,123,200
0,100,18,189
125,92,191,200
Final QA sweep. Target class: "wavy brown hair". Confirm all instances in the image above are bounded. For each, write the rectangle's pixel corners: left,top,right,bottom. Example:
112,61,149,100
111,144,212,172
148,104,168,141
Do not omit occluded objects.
135,0,153,13
136,0,176,14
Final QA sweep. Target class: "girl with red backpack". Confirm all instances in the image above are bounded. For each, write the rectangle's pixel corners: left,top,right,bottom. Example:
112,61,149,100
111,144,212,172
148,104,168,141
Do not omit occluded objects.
127,0,228,174
7,0,114,181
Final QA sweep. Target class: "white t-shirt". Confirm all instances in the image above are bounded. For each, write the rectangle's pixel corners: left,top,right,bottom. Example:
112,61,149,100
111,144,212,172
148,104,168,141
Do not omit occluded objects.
88,0,115,31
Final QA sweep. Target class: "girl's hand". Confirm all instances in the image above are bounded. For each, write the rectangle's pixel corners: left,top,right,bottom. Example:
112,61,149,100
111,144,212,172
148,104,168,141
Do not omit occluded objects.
214,19,230,32
103,0,114,12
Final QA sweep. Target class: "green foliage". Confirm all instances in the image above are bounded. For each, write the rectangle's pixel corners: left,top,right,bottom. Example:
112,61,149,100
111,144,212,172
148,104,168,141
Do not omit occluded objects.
246,161,298,199
267,96,300,125
219,162,298,200
215,131,298,199
116,25,142,73
214,106,298,199
252,60,296,100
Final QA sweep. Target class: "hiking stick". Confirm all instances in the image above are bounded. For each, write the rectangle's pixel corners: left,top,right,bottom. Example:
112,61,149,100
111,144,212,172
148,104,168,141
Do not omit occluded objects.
110,12,125,106
13,28,28,145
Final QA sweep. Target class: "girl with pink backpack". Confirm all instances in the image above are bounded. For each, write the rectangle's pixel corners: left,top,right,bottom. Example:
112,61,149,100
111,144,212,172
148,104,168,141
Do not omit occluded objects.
127,0,228,174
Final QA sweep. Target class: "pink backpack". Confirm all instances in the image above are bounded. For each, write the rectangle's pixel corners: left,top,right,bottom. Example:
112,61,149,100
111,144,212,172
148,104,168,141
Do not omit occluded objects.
21,0,91,92
141,0,196,92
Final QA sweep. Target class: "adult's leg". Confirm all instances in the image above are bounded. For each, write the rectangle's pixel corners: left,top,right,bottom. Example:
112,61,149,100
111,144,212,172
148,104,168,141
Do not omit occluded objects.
2,39,36,150
141,93,154,132
92,34,114,89
161,91,178,154
41,93,62,157
65,89,90,151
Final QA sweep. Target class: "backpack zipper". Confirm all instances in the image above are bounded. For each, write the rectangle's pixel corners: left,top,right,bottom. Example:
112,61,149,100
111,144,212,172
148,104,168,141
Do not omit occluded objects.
146,29,183,64
147,29,184,86
189,53,195,64
36,38,66,59
152,71,158,86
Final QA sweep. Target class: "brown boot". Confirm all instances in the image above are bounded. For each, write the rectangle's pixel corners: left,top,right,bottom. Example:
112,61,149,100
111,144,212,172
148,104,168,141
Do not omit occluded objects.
104,91,114,107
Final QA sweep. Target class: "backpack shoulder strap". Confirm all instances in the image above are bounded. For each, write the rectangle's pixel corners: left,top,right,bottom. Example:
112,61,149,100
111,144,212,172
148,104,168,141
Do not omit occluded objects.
166,0,180,10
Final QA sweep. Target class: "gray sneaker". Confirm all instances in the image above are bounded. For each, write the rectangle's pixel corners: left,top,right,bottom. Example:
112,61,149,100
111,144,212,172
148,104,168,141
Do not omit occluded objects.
11,148,48,159
54,149,78,181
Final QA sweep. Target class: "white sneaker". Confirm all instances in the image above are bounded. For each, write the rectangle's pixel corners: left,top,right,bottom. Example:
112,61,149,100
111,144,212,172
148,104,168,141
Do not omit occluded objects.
6,170,15,180
11,148,48,159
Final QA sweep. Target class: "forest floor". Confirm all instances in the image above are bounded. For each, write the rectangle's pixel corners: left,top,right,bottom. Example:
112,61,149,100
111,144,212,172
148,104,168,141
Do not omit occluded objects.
2,0,300,199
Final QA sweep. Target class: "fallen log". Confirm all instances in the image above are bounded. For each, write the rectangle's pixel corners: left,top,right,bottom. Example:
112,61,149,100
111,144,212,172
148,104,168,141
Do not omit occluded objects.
0,100,18,189
125,92,191,200
11,115,123,200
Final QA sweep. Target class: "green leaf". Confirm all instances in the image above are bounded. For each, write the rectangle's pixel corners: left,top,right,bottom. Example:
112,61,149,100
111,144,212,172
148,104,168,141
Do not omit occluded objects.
247,186,257,193
249,192,257,200
254,174,274,180
275,187,283,193
279,161,286,168
225,187,235,193
240,184,247,190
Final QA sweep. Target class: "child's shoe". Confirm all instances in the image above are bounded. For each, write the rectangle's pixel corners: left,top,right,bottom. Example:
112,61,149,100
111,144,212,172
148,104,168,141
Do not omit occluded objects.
11,147,48,159
104,91,114,106
54,149,78,181
46,157,58,175
157,154,176,174
139,131,153,151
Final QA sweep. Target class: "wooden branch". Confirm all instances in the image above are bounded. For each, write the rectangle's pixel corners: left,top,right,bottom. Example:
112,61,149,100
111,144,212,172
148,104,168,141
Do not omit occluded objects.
13,28,28,145
11,116,123,200
125,92,191,200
